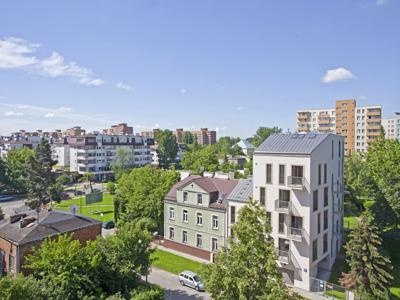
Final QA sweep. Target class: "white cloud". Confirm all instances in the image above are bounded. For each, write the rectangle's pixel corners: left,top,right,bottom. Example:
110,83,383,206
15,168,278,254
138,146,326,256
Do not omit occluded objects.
321,67,355,83
45,113,55,118
376,0,390,5
180,89,186,94
116,82,134,91
215,126,227,133
0,37,104,86
4,110,24,116
57,106,73,112
236,106,244,111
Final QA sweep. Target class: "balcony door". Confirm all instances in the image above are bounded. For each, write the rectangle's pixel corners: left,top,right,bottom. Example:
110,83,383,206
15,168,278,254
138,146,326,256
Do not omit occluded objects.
291,216,303,229
291,166,304,185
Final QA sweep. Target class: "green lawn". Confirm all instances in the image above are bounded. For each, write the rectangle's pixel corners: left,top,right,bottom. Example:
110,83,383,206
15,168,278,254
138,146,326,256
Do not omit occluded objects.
151,249,204,275
325,290,345,300
54,193,115,222
343,216,359,229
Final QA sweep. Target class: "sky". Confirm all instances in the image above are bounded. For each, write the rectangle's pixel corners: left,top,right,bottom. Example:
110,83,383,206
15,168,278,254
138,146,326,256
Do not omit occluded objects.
0,0,399,138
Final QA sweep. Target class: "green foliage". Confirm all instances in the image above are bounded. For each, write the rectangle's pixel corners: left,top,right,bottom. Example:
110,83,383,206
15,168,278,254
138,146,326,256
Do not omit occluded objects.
107,181,117,194
5,147,34,193
116,165,179,233
0,275,45,300
111,147,135,180
56,174,71,185
0,158,10,191
156,130,179,168
249,126,282,147
200,199,297,300
130,284,163,300
212,136,241,158
0,206,4,220
181,131,194,145
181,146,219,173
151,249,203,275
80,172,95,192
49,182,64,203
341,211,393,299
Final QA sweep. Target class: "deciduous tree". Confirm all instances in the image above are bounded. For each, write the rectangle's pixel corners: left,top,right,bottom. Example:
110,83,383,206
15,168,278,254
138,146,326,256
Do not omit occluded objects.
111,147,135,180
156,129,178,168
249,126,282,147
5,147,33,193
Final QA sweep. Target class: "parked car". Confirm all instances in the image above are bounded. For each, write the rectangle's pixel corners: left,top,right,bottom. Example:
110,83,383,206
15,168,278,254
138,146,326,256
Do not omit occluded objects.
102,220,115,229
178,271,204,291
0,195,14,202
74,190,84,196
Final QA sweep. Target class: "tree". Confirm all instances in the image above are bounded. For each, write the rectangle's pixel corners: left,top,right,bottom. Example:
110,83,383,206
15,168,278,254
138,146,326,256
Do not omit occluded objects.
107,181,116,194
116,165,179,233
201,199,298,300
0,158,9,192
0,275,45,300
213,136,241,158
249,126,282,147
5,147,33,193
182,131,194,145
26,140,57,211
80,172,95,192
56,174,71,186
156,130,178,168
111,147,135,180
181,146,219,173
340,211,393,299
0,206,4,220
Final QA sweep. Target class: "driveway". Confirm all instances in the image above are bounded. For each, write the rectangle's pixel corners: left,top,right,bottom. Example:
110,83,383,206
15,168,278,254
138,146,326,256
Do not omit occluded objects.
145,267,211,300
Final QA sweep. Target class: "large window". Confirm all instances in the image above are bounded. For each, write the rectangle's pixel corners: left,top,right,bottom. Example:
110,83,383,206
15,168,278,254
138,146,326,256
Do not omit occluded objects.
196,234,202,248
260,187,265,206
312,239,318,262
230,206,236,224
266,211,271,226
317,213,321,234
323,233,328,253
197,212,203,226
323,210,328,230
197,194,203,205
324,187,329,207
183,192,188,202
266,164,272,184
318,164,321,185
324,163,327,184
169,227,174,240
182,230,188,244
182,209,188,223
212,238,218,251
212,215,219,229
279,164,285,185
279,189,290,202
169,207,175,220
313,190,319,211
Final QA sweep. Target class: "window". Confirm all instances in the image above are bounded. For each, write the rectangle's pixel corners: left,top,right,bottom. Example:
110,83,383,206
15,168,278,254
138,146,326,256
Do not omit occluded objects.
197,212,203,226
324,163,327,184
230,206,236,224
278,214,285,234
197,194,203,205
8,254,14,272
196,234,202,248
182,209,188,223
169,227,174,240
324,210,328,230
212,215,219,229
324,187,329,207
318,164,321,185
279,189,290,202
338,141,341,157
323,233,328,253
266,211,271,226
169,207,175,220
182,230,188,243
183,192,188,202
260,187,265,206
313,190,318,211
279,164,285,185
317,213,321,234
266,164,272,184
312,239,318,261
212,238,218,251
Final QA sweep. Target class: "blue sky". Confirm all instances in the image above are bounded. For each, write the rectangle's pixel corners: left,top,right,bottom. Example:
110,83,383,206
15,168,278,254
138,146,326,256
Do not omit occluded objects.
0,0,399,138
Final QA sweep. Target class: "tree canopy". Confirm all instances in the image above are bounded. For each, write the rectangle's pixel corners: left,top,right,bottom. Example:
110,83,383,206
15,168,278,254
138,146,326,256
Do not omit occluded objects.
156,129,179,168
181,146,219,174
111,147,135,180
4,147,33,193
249,126,282,147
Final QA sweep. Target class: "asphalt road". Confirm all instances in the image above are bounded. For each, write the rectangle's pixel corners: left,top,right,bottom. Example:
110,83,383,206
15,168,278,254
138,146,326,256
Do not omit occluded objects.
145,267,211,300
0,198,26,217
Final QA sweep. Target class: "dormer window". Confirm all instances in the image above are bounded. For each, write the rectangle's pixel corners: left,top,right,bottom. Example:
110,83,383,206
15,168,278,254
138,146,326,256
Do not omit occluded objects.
183,192,188,202
197,194,203,205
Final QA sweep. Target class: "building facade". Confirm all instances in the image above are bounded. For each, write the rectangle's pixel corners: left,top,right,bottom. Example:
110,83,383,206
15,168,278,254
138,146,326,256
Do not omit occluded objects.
383,113,400,140
296,99,382,154
103,123,133,135
252,133,344,290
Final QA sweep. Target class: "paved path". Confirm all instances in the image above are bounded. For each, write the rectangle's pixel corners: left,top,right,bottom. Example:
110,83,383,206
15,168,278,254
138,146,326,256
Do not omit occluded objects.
145,267,211,300
0,198,25,217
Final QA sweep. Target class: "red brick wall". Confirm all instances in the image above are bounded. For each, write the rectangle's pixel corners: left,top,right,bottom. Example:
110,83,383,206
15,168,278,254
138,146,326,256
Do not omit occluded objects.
164,239,211,261
0,237,18,275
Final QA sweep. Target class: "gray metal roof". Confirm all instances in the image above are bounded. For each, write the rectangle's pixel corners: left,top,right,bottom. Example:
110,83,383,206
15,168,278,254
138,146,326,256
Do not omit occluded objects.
227,178,253,203
255,133,332,155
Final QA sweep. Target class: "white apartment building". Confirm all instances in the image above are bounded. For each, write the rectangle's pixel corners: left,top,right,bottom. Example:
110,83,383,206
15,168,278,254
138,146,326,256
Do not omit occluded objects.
383,113,400,140
252,133,344,290
51,141,70,168
0,136,41,159
297,109,336,133
69,134,153,181
355,106,382,153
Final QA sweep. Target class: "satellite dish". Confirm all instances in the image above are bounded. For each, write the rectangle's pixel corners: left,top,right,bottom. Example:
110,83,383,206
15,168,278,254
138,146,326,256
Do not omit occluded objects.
70,205,78,215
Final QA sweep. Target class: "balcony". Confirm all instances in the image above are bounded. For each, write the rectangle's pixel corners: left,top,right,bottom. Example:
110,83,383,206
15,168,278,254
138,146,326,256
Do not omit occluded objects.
275,200,290,213
276,249,301,270
297,115,309,121
287,227,304,242
287,176,305,189
367,110,381,117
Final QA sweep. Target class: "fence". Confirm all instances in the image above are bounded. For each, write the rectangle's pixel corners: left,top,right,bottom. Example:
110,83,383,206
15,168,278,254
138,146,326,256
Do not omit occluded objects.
310,277,354,300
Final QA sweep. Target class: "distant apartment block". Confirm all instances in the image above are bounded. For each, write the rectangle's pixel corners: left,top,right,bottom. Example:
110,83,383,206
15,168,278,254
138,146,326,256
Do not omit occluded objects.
383,113,400,140
103,123,133,135
64,126,86,137
0,136,41,159
297,99,382,154
51,138,70,168
141,129,160,140
196,128,216,145
253,133,344,290
175,128,184,143
69,134,153,181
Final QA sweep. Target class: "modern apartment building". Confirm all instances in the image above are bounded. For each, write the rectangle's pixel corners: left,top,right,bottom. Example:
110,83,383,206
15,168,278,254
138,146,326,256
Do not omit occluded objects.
164,175,239,261
253,133,344,290
64,126,86,137
0,136,41,159
383,113,400,140
141,129,160,140
195,128,217,145
103,123,133,135
296,99,382,154
69,134,153,181
51,139,70,168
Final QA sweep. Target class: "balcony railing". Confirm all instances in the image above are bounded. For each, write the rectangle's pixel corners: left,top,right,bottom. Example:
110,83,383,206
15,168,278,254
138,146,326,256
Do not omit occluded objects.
287,227,303,242
287,176,305,189
276,249,301,270
275,199,290,212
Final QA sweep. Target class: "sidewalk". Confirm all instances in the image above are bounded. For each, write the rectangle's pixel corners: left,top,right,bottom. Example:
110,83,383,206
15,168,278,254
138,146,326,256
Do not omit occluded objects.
291,287,334,300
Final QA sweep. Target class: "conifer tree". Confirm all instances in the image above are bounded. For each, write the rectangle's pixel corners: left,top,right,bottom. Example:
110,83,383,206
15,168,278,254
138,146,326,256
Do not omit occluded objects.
340,210,393,299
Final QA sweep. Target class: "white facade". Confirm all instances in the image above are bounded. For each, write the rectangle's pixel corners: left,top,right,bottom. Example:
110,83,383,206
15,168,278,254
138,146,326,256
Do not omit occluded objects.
355,106,382,153
0,136,41,159
383,115,400,140
51,144,70,167
252,134,344,290
297,109,336,133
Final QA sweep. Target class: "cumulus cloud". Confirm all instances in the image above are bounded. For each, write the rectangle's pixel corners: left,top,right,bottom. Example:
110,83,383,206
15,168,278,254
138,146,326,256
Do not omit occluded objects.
0,37,104,86
45,113,55,118
321,67,355,83
116,82,134,91
180,89,186,94
4,110,24,116
236,106,244,111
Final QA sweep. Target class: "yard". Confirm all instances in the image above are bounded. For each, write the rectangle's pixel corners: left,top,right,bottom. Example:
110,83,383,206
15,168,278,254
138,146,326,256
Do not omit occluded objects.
151,249,204,275
54,193,115,222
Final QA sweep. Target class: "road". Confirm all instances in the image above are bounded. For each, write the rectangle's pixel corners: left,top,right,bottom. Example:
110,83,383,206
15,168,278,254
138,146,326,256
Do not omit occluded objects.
0,198,26,217
145,267,211,300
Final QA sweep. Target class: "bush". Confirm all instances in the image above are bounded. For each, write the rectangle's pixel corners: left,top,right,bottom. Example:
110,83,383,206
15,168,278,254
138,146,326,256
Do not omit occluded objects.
130,284,163,300
107,182,116,194
0,275,45,300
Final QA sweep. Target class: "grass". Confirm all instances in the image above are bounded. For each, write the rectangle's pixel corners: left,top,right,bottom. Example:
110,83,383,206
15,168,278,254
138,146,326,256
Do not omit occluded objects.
325,290,346,300
54,193,115,222
151,249,204,275
343,216,359,229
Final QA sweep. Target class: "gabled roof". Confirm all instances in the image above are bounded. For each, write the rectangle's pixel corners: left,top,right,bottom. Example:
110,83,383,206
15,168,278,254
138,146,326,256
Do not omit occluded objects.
227,178,253,203
0,209,101,245
236,140,255,150
255,133,335,155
